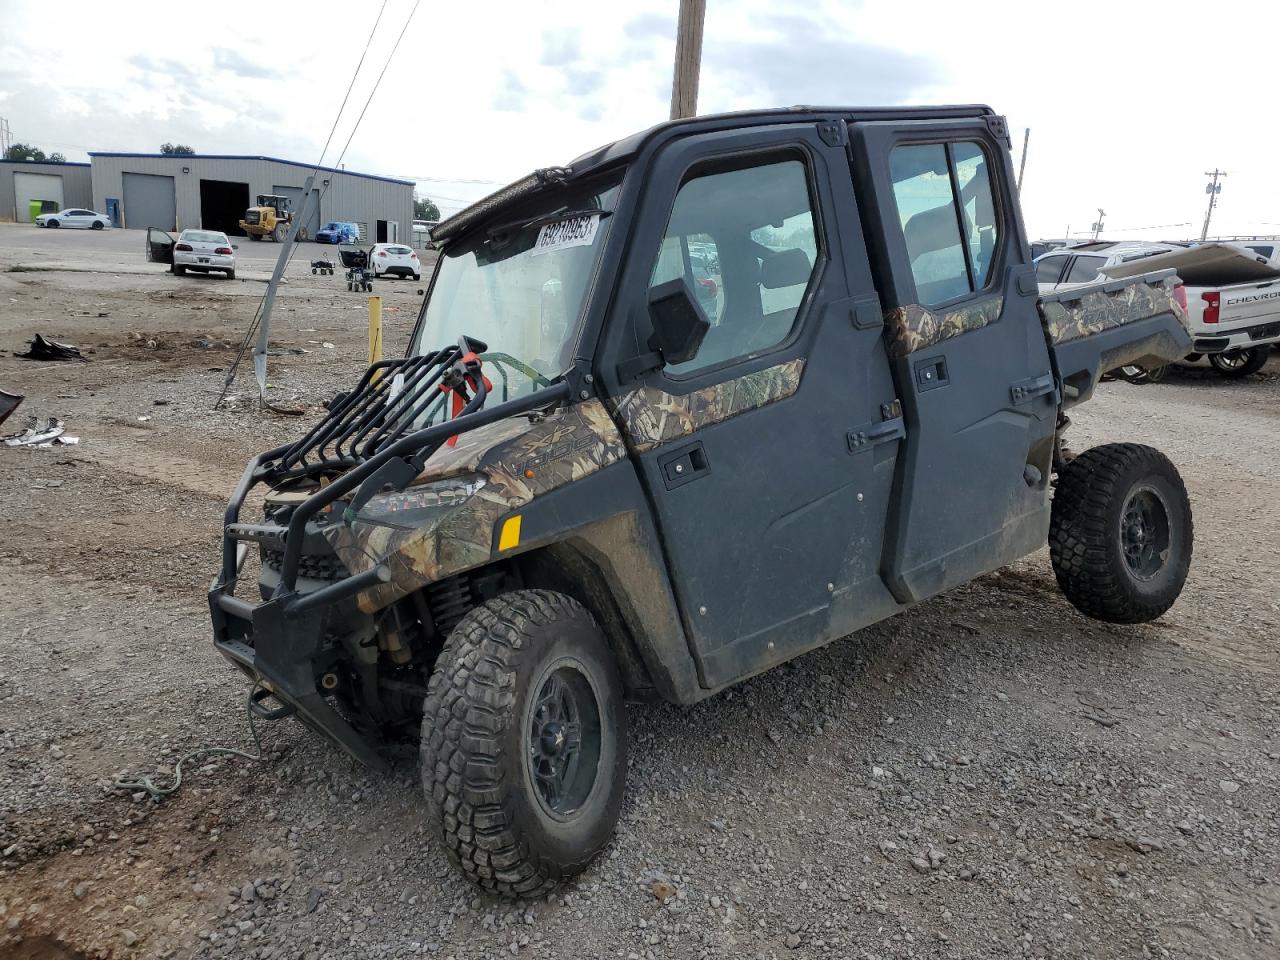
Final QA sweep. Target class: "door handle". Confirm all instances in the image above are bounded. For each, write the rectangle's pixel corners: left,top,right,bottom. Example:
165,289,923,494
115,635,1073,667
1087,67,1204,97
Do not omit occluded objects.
847,416,905,453
1009,372,1057,405
658,441,709,490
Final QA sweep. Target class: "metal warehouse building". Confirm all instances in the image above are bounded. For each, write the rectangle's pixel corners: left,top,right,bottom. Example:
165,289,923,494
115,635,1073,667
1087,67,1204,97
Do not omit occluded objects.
0,159,93,222
87,153,413,242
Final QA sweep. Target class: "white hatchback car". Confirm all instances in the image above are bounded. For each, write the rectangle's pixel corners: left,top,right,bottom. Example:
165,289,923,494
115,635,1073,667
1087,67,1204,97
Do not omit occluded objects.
35,208,112,230
370,243,421,280
173,229,236,279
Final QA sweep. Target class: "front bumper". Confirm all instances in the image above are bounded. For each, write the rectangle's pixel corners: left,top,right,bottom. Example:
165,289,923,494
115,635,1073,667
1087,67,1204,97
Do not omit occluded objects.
209,550,391,771
1193,319,1280,353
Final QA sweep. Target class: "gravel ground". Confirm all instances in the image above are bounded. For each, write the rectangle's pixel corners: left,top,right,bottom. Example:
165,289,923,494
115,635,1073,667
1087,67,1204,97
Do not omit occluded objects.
0,222,1277,959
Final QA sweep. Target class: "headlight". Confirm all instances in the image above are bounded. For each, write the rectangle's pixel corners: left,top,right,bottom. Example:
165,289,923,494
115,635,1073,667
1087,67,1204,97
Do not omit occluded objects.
348,474,486,530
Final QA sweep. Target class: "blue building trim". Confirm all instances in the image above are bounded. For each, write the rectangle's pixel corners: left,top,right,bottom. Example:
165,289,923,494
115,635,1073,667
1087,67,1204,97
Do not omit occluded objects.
86,153,413,186
0,159,91,168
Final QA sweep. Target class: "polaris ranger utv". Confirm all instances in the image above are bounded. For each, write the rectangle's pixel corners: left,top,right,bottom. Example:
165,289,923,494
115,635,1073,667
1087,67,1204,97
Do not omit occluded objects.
210,105,1194,897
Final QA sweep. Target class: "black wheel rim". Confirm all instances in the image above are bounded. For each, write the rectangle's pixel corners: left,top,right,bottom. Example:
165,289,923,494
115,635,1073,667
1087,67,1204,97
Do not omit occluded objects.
1220,353,1244,369
525,659,602,820
1120,485,1171,581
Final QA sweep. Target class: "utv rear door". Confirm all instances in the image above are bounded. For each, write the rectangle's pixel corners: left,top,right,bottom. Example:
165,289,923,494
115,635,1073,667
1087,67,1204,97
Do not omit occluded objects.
848,117,1057,604
599,123,904,690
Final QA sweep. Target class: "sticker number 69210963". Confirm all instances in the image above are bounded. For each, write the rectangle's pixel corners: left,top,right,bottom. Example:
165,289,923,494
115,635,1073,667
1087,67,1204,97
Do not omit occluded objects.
531,214,600,257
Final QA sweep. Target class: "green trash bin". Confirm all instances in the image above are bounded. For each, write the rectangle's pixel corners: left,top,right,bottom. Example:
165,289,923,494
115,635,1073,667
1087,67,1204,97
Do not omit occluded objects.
28,199,59,222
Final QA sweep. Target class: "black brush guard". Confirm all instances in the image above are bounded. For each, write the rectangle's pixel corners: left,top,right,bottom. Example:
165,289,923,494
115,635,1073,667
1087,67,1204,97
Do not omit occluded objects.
209,341,571,767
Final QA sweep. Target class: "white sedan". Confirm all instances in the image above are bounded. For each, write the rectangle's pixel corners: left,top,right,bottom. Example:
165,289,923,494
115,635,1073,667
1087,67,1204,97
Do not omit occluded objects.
173,229,236,279
35,208,112,230
370,243,421,280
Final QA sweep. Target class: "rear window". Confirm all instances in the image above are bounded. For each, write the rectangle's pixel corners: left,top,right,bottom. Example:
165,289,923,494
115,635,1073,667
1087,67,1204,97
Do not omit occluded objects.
183,230,226,244
386,245,412,254
1065,256,1106,284
1035,255,1067,284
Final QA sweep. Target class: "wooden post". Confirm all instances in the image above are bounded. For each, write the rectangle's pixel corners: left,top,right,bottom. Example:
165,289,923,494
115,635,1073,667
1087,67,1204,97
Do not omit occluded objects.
1017,128,1030,193
669,0,706,121
368,295,383,382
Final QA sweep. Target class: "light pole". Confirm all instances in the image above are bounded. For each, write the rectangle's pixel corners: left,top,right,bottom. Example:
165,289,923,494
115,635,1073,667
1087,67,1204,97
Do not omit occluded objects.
1200,169,1226,241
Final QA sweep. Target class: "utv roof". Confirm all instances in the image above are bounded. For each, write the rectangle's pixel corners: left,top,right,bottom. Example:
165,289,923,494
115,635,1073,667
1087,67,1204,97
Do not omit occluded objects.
432,104,996,244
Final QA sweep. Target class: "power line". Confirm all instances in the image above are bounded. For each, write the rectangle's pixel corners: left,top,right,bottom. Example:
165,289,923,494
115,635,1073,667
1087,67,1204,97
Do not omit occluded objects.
219,2,409,411
399,174,505,185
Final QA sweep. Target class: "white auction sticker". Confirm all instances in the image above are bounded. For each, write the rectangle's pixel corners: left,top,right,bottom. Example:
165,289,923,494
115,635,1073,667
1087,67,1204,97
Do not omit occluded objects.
531,213,601,256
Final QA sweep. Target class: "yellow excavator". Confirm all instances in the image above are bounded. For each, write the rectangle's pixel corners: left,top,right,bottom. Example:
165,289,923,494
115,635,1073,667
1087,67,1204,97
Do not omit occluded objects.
239,194,307,242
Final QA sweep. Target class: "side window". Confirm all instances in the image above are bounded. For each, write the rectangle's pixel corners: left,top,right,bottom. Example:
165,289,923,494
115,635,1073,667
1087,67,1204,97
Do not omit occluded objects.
1035,255,1067,284
1065,256,1106,284
651,157,818,376
952,143,998,287
889,141,1002,305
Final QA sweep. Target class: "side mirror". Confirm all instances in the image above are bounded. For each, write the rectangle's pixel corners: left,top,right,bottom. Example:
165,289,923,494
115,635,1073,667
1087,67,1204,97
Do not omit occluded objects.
647,278,710,366
232,244,239,250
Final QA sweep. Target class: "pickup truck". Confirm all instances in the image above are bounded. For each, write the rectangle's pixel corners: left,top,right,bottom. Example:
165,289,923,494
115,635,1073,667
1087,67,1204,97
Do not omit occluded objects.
1100,242,1280,377
1038,240,1280,377
208,105,1194,897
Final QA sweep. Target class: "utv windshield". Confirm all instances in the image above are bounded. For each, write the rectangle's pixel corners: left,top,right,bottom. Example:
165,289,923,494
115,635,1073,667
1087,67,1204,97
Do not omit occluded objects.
411,172,622,399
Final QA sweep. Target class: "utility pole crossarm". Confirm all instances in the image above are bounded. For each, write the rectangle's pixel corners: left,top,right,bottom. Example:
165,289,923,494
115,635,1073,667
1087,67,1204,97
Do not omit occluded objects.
1200,169,1227,241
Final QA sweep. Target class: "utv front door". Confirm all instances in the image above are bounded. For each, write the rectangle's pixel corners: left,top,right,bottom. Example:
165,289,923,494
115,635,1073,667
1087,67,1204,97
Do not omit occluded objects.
146,227,175,264
848,118,1058,603
600,124,903,690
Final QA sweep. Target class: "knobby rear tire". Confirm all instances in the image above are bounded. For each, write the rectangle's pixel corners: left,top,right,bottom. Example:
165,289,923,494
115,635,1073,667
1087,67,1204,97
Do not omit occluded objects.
420,589,627,898
1050,443,1192,623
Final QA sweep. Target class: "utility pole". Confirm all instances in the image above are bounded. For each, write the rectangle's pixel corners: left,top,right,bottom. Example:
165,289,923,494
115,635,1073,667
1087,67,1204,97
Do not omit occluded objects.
0,118,11,158
1017,127,1030,193
1200,169,1226,241
669,0,706,120
1092,208,1106,240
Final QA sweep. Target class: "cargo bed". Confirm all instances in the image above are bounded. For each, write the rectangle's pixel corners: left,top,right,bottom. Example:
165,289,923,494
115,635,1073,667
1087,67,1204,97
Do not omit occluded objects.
1038,269,1192,407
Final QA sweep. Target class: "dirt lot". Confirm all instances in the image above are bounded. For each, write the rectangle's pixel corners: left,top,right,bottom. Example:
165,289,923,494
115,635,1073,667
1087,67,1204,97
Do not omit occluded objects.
0,221,1277,960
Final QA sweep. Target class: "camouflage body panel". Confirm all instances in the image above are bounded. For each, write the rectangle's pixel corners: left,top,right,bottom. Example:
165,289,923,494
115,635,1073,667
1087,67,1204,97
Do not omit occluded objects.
883,295,1004,359
610,358,805,453
1038,275,1187,345
320,399,628,612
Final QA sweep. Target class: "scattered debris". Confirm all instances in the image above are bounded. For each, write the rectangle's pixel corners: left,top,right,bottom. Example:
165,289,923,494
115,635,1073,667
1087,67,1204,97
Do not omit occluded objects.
3,415,80,448
0,390,22,427
650,880,675,901
14,333,87,362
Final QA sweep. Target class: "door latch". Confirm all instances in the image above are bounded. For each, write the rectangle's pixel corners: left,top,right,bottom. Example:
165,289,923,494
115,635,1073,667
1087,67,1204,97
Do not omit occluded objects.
1009,372,1058,405
847,416,905,453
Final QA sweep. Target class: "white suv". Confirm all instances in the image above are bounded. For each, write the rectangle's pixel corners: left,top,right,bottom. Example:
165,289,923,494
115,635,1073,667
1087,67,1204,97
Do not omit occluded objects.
370,243,421,280
1034,241,1180,292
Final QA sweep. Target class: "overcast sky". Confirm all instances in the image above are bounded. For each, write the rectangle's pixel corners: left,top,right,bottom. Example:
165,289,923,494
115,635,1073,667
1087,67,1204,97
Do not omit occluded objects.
2,0,1275,240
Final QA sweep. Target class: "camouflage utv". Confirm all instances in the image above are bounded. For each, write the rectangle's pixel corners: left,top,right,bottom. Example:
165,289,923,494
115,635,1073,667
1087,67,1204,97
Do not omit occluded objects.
211,105,1194,896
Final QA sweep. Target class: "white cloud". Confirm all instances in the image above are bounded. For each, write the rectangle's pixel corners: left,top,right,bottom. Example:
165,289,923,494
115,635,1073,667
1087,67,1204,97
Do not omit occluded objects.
2,0,1276,234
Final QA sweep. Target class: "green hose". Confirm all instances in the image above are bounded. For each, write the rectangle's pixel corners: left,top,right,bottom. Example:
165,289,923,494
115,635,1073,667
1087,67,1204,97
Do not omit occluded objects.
112,684,266,800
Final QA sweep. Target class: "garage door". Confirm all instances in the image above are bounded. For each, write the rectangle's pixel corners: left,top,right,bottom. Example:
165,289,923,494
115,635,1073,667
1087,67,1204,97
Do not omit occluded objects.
13,172,64,223
272,184,321,240
122,172,176,231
